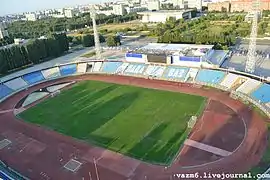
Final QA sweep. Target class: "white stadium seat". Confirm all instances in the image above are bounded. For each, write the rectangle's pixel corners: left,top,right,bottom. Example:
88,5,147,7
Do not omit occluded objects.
236,78,262,94
4,77,28,91
220,73,240,89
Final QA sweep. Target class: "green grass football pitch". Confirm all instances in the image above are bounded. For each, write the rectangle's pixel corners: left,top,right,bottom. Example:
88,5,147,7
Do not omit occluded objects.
19,80,206,165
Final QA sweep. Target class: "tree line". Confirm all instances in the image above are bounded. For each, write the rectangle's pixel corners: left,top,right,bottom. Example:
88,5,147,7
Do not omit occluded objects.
67,34,106,47
0,37,14,47
0,33,69,75
157,31,236,50
8,13,139,39
151,14,250,50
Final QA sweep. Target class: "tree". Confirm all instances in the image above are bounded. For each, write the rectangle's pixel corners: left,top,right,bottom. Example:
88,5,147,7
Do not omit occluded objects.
25,40,39,64
72,36,81,45
7,13,139,39
81,34,94,47
67,36,73,43
0,32,70,74
106,35,121,47
99,35,106,43
20,46,30,65
0,49,8,74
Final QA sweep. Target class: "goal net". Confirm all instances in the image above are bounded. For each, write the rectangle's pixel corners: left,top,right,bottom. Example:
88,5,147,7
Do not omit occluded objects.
188,116,197,128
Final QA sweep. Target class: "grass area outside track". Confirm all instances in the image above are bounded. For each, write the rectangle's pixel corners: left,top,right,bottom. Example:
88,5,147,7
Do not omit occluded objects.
19,80,206,165
81,51,96,58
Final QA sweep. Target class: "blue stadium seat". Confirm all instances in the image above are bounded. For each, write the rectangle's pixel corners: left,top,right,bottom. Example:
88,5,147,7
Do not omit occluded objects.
251,83,270,103
101,62,123,73
163,66,189,80
124,63,147,75
22,71,45,85
196,69,226,84
0,85,13,99
60,64,77,76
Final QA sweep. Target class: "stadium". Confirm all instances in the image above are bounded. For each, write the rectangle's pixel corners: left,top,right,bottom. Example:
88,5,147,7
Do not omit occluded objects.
0,42,269,180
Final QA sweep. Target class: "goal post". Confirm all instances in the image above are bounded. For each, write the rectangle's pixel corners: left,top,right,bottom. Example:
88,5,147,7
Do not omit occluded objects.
188,116,197,129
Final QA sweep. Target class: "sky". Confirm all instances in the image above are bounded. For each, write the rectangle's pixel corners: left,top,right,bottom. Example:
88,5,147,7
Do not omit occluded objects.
1,0,109,16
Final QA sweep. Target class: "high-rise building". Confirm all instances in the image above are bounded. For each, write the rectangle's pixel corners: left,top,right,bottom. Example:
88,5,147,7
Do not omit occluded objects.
208,0,270,12
25,13,37,21
138,9,193,23
64,9,75,18
208,1,230,12
0,22,9,39
113,4,127,15
148,0,161,11
56,8,65,15
230,0,270,12
172,0,202,11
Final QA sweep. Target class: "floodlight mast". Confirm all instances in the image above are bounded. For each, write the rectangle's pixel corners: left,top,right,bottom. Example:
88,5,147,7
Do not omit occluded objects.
245,0,260,73
90,4,102,60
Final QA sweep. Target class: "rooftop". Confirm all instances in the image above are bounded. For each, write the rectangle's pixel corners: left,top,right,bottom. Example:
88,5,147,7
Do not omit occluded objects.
137,9,194,15
128,43,214,57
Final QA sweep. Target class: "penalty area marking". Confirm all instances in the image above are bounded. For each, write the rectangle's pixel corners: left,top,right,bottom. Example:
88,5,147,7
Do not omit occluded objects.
184,139,232,157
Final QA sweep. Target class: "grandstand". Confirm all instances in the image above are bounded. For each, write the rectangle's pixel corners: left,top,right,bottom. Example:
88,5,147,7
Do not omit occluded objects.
185,68,199,82
0,85,12,99
115,62,129,74
101,62,123,74
143,65,166,77
251,83,270,103
41,67,61,79
4,78,28,91
59,64,77,76
123,63,147,76
125,43,229,68
196,69,226,84
163,66,190,81
220,73,247,90
22,71,45,85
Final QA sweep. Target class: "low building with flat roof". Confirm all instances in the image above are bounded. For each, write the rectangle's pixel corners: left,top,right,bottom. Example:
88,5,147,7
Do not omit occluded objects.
137,9,194,23
0,22,9,39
